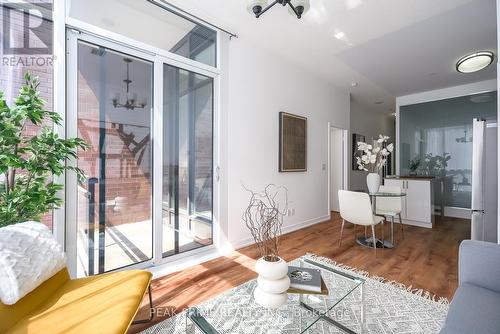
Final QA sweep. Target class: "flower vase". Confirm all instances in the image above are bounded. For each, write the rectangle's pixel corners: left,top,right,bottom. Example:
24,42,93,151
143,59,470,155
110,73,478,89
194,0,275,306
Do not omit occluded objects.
367,173,381,194
253,257,290,309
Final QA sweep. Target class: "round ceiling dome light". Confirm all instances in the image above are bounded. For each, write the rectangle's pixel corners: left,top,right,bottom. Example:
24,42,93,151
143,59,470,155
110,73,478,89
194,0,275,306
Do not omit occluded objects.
456,51,495,73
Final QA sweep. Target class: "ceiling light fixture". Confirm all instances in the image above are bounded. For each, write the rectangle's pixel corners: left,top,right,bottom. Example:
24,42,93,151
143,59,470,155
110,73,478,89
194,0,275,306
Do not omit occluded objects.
334,31,346,40
456,51,495,73
247,0,310,19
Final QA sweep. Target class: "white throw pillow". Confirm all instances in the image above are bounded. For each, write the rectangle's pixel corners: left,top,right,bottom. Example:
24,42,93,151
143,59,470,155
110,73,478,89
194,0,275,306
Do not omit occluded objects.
0,221,66,305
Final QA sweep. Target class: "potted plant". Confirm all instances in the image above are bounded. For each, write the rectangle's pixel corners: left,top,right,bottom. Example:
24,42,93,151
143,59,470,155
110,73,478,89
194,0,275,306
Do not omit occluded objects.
421,153,451,177
356,135,394,193
242,184,289,308
0,73,87,227
408,157,421,176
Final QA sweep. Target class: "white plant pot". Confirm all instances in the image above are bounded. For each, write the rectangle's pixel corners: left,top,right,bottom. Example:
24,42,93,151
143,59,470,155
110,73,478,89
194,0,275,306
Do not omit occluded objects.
253,286,288,309
253,257,290,309
367,173,381,194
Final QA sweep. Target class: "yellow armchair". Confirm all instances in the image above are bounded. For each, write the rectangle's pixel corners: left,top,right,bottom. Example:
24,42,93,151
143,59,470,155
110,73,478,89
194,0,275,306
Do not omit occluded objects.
0,267,152,334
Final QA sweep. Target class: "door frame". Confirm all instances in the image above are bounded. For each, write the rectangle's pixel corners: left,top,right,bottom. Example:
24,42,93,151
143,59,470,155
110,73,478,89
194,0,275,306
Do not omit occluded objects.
65,28,220,276
327,123,349,214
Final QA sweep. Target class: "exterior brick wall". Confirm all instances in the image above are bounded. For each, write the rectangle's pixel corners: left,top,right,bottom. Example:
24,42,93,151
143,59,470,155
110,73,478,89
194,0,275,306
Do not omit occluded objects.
1,1,54,229
1,1,213,235
76,73,152,228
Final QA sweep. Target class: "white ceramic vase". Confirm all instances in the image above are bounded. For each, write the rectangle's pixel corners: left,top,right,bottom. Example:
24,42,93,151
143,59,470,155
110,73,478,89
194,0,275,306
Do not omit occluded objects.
367,173,381,194
253,257,290,309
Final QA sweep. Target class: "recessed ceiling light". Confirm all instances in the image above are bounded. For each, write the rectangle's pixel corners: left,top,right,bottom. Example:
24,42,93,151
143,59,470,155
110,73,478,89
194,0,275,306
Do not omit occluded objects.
456,51,494,73
334,31,346,40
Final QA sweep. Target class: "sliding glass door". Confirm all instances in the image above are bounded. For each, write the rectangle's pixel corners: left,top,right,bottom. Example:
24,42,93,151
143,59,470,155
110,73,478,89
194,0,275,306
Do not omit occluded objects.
73,39,153,276
162,64,214,257
67,30,217,276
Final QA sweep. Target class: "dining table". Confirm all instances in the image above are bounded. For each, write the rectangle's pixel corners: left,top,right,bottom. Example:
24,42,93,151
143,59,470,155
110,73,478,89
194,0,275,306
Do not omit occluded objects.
355,191,406,249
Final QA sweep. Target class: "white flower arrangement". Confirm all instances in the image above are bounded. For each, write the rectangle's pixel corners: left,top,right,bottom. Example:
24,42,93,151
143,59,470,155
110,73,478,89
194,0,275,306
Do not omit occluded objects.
356,134,394,173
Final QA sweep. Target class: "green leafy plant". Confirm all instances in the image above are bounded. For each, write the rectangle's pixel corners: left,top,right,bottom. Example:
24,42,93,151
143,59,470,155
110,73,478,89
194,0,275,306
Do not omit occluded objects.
0,73,87,227
421,153,451,177
408,157,421,174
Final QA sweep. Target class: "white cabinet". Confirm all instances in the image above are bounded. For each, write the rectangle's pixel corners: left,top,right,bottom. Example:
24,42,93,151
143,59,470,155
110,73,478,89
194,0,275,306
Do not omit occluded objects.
384,178,434,228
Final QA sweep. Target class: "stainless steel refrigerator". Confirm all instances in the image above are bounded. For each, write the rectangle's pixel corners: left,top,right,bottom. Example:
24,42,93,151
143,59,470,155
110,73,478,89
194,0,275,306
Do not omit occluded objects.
471,118,498,243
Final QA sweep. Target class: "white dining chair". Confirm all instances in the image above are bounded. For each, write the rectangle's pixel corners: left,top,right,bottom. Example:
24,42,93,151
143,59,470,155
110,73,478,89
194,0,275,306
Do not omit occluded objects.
338,190,384,253
376,185,404,244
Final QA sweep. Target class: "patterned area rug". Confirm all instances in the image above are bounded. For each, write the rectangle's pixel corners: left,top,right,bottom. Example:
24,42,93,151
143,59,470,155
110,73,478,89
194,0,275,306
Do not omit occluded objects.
141,254,449,334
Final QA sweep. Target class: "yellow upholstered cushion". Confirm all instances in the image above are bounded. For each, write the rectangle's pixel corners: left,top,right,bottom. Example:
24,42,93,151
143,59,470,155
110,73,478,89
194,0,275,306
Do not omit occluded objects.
0,268,70,333
3,269,152,334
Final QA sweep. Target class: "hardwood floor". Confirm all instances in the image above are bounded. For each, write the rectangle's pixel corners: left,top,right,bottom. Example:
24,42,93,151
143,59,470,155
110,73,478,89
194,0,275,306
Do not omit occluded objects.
130,213,469,333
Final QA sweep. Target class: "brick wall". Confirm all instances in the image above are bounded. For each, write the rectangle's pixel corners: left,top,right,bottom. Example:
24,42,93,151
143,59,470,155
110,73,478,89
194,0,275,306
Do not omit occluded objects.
1,1,214,233
0,2,54,229
76,71,152,228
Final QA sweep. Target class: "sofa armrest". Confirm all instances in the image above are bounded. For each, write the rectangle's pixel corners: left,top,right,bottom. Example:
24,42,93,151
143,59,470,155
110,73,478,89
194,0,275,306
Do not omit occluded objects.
459,240,500,293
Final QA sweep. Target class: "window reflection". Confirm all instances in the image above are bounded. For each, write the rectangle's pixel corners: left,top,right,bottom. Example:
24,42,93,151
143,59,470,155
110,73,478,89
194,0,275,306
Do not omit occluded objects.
162,64,214,257
68,0,216,67
400,92,497,209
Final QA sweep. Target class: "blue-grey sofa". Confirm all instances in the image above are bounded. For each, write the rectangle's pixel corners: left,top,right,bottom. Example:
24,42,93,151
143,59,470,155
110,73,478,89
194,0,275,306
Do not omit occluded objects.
440,240,500,334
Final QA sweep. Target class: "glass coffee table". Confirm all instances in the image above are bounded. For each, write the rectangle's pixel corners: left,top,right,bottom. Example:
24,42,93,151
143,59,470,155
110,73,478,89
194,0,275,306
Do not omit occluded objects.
185,257,365,333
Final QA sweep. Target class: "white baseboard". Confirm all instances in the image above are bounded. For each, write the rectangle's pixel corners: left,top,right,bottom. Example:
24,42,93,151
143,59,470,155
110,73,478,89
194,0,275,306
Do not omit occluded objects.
148,248,223,279
230,213,332,250
402,219,433,229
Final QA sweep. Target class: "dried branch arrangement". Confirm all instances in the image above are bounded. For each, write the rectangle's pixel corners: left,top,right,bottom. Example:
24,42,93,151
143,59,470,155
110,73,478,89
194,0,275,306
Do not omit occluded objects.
242,183,288,262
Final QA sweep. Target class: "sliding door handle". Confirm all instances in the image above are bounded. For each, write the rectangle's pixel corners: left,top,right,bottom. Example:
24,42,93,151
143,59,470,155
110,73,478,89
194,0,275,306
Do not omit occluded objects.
215,166,220,182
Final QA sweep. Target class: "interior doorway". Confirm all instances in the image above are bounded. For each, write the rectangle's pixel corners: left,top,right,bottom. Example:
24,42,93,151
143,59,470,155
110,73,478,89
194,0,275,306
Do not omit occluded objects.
329,126,349,213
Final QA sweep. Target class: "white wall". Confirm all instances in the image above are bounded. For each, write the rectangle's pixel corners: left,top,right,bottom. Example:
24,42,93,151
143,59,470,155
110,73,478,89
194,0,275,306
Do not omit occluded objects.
221,38,350,249
349,100,395,191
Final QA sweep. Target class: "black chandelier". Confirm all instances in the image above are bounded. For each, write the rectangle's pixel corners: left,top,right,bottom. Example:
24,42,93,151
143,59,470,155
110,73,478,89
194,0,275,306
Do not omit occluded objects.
112,58,146,111
247,0,310,19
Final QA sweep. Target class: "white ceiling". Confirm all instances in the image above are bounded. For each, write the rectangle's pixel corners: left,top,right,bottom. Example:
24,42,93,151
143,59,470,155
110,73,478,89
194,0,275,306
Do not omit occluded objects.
164,0,497,113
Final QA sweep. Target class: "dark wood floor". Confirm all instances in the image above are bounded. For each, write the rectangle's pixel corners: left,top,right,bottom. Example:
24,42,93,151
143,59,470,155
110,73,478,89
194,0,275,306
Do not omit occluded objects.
130,213,469,333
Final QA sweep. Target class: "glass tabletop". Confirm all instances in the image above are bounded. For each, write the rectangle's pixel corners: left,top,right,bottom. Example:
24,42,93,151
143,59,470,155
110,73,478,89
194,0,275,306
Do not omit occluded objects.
186,257,365,334
368,192,406,197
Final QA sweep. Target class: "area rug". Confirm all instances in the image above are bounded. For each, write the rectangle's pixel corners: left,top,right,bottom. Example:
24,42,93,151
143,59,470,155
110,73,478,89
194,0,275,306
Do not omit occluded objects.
141,254,449,334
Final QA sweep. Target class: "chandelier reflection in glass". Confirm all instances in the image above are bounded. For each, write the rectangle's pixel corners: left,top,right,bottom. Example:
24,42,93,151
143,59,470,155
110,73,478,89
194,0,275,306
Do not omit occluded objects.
112,58,146,111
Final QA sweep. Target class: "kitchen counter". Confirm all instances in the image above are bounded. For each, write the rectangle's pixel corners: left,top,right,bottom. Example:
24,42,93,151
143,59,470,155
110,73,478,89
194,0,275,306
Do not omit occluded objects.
385,175,436,181
384,177,440,228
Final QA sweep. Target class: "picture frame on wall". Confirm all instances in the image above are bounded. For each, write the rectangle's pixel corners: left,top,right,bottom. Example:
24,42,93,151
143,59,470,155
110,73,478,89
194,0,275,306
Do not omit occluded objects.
279,112,307,172
352,133,366,170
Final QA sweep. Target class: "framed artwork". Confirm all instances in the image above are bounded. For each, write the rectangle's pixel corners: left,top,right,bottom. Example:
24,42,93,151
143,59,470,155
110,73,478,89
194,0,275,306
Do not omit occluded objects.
279,112,307,172
352,133,366,170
